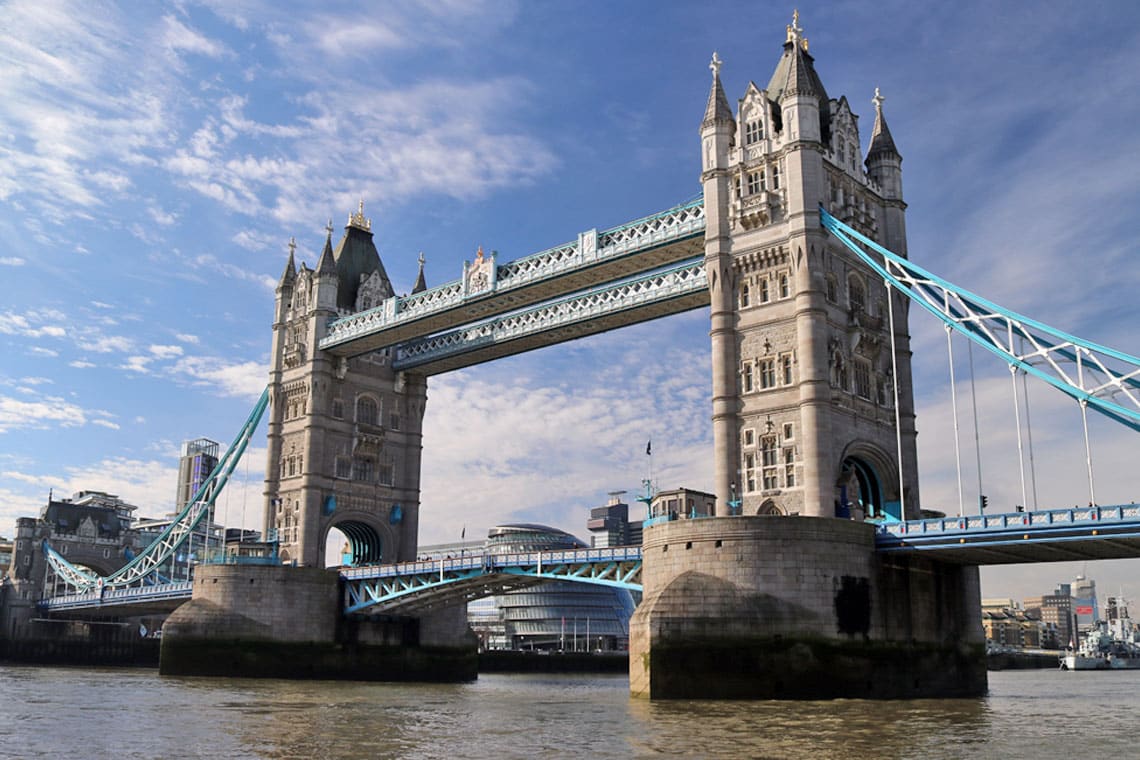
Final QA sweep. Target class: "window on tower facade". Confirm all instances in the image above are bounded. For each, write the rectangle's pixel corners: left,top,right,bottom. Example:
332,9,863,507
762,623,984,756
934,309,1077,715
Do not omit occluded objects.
848,277,865,313
740,283,750,308
760,277,770,303
826,274,838,303
747,171,764,195
761,437,779,490
745,119,763,144
379,454,395,486
335,456,351,479
356,397,378,426
353,457,373,482
853,360,872,400
744,453,756,492
771,164,781,190
760,358,776,389
744,429,754,447
778,272,790,299
784,448,796,487
742,363,754,393
332,398,344,419
780,354,793,385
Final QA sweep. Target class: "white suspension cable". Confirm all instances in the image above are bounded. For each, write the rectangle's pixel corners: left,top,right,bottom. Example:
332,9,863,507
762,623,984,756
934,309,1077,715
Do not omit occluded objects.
1077,353,1097,505
968,341,985,514
1009,363,1029,512
945,308,965,517
885,280,906,519
1020,338,1040,510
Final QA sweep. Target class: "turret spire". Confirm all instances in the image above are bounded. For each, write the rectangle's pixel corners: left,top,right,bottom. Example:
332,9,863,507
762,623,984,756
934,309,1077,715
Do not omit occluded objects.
867,87,900,159
315,221,337,277
277,237,297,291
702,51,734,129
411,252,427,294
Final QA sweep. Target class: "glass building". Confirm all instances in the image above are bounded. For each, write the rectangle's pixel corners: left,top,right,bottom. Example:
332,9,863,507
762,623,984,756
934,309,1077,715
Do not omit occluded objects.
439,523,637,652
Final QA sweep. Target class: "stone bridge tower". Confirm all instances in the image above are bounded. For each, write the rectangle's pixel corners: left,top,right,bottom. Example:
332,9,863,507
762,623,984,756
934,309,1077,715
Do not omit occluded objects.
631,14,983,700
702,11,919,520
264,204,428,567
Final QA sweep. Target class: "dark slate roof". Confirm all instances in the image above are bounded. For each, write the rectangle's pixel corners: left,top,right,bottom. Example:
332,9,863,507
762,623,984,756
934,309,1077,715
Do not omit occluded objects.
41,501,124,539
766,39,831,143
333,224,394,311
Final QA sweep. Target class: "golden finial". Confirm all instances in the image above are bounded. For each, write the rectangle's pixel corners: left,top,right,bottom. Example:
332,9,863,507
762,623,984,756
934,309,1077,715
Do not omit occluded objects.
347,200,372,232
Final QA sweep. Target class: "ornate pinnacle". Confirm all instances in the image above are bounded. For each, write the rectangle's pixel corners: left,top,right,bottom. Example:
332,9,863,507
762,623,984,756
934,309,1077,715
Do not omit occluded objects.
288,236,297,256
709,51,723,79
786,9,808,51
347,200,372,232
873,87,885,114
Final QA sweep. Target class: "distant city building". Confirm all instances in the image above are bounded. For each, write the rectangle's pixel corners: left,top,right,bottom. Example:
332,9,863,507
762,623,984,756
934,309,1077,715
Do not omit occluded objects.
981,599,1046,649
0,536,12,579
448,524,636,652
175,438,220,509
586,491,643,547
1025,583,1076,649
1071,574,1098,633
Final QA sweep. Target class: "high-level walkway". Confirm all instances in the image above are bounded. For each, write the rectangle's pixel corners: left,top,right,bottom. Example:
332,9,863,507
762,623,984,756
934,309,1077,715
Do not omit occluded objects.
319,199,705,358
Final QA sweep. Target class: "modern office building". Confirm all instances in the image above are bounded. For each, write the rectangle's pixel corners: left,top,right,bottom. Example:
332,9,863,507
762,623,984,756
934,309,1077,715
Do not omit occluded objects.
586,491,643,547
454,524,636,652
1072,574,1098,633
176,438,220,510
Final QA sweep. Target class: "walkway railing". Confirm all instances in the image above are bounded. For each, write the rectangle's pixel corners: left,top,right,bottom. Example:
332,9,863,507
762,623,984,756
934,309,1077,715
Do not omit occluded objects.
342,546,643,614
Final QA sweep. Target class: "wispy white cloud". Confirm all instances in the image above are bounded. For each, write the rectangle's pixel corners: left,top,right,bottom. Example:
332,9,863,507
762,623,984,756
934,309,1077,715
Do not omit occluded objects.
171,356,267,398
0,393,87,433
0,257,25,266
149,344,185,360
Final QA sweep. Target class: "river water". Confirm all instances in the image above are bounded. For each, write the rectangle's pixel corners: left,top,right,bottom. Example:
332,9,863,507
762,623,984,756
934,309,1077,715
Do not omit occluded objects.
1,666,1136,759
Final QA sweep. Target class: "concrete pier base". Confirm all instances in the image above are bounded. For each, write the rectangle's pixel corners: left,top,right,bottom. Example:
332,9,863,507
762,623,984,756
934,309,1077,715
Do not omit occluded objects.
160,563,477,681
629,516,986,699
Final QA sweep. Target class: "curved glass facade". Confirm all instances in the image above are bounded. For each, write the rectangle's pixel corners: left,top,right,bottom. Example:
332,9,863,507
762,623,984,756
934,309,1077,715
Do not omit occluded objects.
468,524,636,651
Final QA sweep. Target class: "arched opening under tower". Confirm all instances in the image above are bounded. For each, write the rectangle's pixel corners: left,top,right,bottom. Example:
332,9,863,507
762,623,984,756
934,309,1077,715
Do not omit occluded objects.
837,455,895,521
324,521,383,568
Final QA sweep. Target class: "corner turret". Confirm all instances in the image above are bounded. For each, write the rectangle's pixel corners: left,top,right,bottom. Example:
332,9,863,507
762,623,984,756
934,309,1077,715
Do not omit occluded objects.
865,88,903,201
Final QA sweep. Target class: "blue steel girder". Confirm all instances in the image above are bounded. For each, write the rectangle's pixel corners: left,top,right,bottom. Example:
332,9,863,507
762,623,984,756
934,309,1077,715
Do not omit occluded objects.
820,208,1140,434
391,259,709,375
341,548,643,615
319,198,706,358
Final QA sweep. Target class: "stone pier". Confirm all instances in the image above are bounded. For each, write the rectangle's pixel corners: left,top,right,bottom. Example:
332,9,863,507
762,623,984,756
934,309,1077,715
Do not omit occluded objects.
160,563,477,681
629,516,986,699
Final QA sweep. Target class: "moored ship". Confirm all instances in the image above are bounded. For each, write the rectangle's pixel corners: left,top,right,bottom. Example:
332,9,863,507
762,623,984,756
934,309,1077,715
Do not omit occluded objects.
1061,621,1140,670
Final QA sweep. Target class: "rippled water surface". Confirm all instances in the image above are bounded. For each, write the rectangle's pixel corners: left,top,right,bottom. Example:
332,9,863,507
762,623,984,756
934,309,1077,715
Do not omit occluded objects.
1,666,1137,759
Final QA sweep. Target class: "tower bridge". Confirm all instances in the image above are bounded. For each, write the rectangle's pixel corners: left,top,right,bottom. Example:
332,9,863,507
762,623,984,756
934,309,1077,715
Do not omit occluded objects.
23,12,1140,699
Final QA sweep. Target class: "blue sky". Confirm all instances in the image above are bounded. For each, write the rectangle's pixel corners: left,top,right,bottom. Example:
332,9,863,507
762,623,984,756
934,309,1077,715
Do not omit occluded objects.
2,1,1140,603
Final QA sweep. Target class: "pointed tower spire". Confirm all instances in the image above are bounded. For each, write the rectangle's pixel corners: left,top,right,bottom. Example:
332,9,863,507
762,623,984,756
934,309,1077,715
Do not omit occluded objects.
411,252,427,294
315,218,337,277
867,87,900,160
702,51,735,129
277,237,297,292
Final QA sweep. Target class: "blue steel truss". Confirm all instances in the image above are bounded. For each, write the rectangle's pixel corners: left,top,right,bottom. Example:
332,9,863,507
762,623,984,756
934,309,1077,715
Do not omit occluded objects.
341,547,643,615
821,207,1140,434
43,388,270,592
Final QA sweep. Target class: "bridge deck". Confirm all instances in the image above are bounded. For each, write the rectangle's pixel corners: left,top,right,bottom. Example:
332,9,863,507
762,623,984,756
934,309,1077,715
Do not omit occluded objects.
876,504,1140,564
